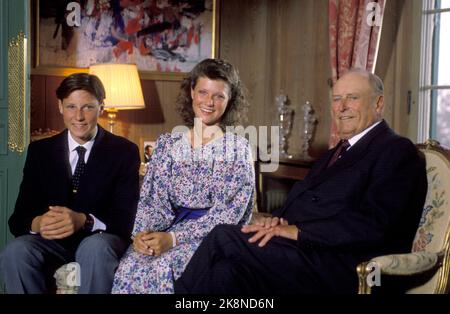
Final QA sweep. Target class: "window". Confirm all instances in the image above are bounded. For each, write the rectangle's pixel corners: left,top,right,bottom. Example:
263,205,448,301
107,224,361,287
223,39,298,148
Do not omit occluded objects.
419,0,450,148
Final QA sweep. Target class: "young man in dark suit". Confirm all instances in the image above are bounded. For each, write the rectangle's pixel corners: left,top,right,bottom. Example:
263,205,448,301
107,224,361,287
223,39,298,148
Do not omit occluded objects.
0,73,140,293
174,69,428,294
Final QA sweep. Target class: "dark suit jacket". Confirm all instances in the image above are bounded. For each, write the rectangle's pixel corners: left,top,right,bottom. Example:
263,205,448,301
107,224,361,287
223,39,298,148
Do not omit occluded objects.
273,120,427,291
8,126,140,248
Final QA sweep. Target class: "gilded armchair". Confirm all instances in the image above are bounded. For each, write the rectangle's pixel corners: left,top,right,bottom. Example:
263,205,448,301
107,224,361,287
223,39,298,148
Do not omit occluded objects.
357,140,450,294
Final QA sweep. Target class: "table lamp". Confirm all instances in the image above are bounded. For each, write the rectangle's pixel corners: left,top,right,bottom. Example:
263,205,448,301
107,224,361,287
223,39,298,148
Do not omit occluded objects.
89,63,145,133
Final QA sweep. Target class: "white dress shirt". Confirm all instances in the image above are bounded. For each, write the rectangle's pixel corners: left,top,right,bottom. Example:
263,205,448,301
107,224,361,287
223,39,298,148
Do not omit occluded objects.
67,129,106,232
346,120,382,150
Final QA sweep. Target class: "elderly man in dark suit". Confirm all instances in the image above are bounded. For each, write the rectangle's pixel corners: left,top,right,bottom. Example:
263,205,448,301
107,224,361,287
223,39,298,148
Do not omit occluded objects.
174,69,428,294
0,73,140,293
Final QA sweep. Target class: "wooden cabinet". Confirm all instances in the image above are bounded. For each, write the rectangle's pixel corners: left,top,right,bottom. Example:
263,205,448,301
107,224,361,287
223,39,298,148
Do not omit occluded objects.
256,158,314,213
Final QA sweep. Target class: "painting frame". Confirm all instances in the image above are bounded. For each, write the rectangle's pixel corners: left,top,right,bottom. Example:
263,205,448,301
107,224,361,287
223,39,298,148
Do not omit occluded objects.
31,0,220,81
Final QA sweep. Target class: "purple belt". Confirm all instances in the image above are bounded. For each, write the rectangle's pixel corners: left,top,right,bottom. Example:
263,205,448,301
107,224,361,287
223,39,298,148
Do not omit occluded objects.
172,206,210,225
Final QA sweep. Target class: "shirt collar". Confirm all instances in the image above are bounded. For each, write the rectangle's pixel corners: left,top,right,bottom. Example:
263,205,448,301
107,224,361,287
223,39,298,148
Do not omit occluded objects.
347,120,382,147
67,127,97,153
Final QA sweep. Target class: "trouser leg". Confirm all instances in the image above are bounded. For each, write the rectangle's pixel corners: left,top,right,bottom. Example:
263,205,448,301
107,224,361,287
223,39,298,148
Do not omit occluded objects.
175,224,330,294
0,235,72,294
75,233,128,294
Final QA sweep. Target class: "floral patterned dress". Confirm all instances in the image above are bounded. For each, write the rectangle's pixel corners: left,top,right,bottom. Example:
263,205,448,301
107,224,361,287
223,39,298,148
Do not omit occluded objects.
111,131,255,294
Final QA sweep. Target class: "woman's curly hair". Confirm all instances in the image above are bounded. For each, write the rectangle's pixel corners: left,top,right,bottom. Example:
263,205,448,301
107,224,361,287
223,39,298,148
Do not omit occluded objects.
176,58,249,130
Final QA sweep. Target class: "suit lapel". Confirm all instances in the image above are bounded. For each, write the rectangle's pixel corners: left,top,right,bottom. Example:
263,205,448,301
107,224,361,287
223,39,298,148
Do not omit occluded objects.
52,130,72,178
85,126,107,173
49,130,72,201
279,149,332,211
282,121,390,211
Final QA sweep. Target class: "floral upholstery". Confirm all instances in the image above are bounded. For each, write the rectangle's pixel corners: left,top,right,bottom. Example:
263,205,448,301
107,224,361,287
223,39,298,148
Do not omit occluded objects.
370,252,442,276
357,140,450,294
412,159,448,253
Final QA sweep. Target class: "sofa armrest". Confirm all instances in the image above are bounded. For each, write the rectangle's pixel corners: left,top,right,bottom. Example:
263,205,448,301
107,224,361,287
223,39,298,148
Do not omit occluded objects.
357,251,444,294
370,251,443,275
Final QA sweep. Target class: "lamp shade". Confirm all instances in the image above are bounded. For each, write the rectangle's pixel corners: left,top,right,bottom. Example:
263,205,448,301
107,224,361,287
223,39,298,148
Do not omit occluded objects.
89,63,145,110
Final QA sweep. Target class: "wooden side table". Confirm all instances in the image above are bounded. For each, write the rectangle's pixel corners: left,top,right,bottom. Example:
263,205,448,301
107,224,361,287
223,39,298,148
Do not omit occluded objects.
256,158,314,213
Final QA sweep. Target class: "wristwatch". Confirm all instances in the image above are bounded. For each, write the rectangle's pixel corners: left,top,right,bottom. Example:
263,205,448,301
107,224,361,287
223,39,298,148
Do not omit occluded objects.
83,214,94,232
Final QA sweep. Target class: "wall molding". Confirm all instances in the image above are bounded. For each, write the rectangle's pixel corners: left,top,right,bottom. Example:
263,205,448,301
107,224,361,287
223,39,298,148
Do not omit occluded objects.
0,121,6,155
0,0,6,103
0,167,8,252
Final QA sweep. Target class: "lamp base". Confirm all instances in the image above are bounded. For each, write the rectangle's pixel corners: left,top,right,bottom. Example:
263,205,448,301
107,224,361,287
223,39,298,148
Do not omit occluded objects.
105,108,118,134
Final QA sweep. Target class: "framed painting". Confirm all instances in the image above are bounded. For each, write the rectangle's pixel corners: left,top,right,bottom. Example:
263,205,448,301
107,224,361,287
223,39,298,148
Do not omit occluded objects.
32,0,220,80
140,138,156,163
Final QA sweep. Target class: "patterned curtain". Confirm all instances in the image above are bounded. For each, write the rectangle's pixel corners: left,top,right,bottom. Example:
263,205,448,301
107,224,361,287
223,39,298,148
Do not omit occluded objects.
328,0,386,147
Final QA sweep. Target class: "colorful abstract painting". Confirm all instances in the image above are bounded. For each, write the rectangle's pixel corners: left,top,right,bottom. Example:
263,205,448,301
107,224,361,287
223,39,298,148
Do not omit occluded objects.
37,0,217,73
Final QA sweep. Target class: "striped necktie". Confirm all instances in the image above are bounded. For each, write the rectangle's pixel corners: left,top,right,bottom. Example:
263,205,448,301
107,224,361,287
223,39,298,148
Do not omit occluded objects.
327,139,350,168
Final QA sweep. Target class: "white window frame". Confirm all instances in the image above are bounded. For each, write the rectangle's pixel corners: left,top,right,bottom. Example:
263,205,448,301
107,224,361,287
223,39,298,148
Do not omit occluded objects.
418,0,450,143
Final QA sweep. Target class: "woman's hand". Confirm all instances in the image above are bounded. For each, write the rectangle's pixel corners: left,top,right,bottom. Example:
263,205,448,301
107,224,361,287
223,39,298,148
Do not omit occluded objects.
133,231,173,256
133,231,154,255
143,232,174,257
